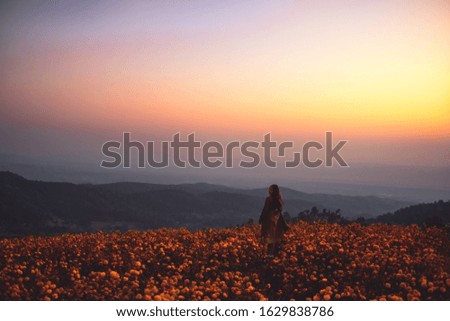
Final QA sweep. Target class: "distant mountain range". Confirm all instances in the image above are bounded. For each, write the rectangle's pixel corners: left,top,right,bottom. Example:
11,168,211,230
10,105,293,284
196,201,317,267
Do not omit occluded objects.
1,154,449,203
0,171,413,236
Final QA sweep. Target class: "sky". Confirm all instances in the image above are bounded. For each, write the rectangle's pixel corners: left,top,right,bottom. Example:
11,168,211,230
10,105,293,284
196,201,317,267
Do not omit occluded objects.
0,0,449,172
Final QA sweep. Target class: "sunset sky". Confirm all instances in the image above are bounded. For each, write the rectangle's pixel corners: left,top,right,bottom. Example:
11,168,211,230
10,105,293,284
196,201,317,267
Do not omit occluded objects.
0,0,449,168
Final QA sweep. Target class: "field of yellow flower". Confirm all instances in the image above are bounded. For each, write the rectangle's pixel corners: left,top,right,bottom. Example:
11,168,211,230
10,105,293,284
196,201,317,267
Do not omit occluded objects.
0,222,448,300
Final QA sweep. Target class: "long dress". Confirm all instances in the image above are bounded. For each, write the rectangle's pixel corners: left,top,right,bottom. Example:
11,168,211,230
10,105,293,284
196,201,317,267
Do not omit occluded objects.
259,197,288,244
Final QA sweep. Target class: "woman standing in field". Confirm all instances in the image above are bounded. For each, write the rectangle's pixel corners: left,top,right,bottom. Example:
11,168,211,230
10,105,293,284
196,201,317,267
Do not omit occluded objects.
259,184,289,257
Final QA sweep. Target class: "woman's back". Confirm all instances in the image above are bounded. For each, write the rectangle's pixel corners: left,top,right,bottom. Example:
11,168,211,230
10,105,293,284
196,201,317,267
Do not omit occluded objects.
259,185,288,256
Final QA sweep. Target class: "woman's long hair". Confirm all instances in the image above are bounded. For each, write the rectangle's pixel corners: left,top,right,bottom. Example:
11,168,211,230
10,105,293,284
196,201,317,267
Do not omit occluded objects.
269,184,283,211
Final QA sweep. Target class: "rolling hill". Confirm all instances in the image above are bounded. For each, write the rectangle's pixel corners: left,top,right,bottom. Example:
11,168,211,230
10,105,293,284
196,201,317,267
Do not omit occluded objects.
371,200,450,226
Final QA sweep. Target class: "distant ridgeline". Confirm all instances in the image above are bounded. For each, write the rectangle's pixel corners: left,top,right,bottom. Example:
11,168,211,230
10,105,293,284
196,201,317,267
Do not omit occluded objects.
0,171,447,237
